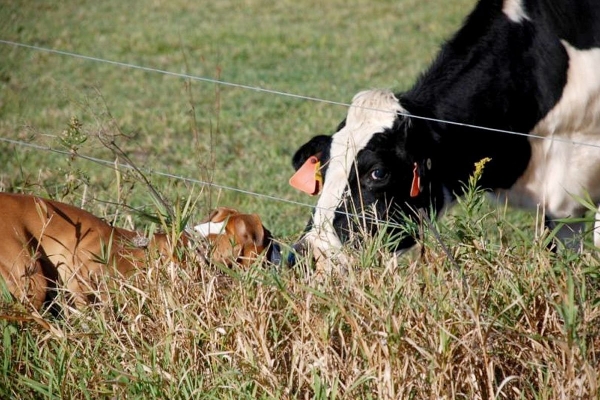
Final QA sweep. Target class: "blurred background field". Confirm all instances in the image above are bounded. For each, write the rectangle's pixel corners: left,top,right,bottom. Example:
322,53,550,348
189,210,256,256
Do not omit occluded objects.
0,0,475,238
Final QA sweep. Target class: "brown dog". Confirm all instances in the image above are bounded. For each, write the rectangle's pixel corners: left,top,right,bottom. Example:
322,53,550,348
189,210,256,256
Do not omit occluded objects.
194,207,273,267
0,192,272,310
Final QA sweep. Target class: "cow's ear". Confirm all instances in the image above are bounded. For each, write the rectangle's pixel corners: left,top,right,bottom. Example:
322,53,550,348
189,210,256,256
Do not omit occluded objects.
393,114,410,142
292,135,332,171
402,116,438,157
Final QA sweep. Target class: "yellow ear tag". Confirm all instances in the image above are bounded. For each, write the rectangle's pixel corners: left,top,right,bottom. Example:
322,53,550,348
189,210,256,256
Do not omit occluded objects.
289,155,323,196
314,161,323,192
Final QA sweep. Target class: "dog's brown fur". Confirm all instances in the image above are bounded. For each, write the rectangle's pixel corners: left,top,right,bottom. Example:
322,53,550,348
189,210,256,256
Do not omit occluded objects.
201,207,273,267
0,192,272,310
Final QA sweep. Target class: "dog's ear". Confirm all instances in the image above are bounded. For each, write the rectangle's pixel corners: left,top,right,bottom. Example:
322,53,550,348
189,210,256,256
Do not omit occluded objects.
201,212,272,267
292,135,332,171
229,214,272,266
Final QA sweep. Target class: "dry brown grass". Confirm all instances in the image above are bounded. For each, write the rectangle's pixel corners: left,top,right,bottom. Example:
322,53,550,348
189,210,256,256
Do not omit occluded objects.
2,217,598,399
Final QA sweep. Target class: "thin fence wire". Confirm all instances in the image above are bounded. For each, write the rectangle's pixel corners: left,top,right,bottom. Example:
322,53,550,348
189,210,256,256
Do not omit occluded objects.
0,137,317,211
0,136,416,228
2,40,599,150
0,40,350,109
2,38,600,215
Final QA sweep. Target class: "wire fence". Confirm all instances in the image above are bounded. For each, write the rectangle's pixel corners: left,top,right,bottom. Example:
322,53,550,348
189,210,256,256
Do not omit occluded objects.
1,38,599,213
0,136,317,211
2,40,598,149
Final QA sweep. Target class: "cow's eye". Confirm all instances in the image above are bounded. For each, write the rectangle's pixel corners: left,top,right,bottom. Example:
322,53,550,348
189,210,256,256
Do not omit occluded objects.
370,168,389,181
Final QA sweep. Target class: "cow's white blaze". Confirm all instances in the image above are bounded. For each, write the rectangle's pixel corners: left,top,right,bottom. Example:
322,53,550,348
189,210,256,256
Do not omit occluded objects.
494,42,600,246
305,89,405,257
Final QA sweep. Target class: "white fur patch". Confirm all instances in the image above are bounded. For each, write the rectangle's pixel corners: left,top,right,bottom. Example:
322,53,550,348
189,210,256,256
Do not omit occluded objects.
306,89,405,255
502,0,529,23
494,42,600,228
194,221,226,237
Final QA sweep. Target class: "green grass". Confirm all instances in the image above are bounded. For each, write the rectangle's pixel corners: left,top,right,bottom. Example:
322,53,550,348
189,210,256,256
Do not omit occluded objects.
0,0,472,237
1,0,599,398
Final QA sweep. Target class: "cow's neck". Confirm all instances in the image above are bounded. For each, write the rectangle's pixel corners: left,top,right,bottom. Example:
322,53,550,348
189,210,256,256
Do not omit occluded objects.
403,0,570,198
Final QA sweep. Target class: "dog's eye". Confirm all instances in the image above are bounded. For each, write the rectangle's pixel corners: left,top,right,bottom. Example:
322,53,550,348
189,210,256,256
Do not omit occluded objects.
370,168,388,181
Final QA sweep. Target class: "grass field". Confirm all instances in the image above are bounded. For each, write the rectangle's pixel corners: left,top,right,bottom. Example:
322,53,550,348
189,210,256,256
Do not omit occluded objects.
1,0,599,398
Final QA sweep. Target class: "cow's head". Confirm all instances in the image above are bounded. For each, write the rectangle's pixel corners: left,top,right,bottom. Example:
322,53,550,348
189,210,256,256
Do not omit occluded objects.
291,89,447,265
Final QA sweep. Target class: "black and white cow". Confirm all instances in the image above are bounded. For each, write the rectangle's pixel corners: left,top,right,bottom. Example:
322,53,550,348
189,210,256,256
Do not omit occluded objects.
291,0,600,265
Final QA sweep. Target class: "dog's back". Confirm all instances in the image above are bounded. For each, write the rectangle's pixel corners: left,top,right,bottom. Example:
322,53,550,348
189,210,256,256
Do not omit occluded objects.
0,192,156,309
0,193,276,311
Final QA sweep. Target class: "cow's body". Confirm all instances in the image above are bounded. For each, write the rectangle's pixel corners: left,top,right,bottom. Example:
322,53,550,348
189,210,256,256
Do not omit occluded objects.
292,0,600,265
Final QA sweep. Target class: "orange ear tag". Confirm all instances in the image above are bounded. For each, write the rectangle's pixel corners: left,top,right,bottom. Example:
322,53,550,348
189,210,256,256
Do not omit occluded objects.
410,162,421,197
289,156,323,196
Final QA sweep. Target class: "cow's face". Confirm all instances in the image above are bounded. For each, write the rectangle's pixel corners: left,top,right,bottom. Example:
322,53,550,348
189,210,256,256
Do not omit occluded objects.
291,89,445,260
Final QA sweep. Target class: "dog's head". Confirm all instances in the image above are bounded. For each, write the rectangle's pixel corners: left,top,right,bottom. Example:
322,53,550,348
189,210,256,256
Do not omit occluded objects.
194,207,274,267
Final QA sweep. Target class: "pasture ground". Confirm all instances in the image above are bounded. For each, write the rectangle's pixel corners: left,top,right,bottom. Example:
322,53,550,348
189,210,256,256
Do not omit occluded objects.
1,0,599,398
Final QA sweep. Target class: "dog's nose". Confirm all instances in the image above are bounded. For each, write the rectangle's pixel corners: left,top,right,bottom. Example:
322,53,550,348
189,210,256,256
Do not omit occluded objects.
268,242,283,265
267,242,301,267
